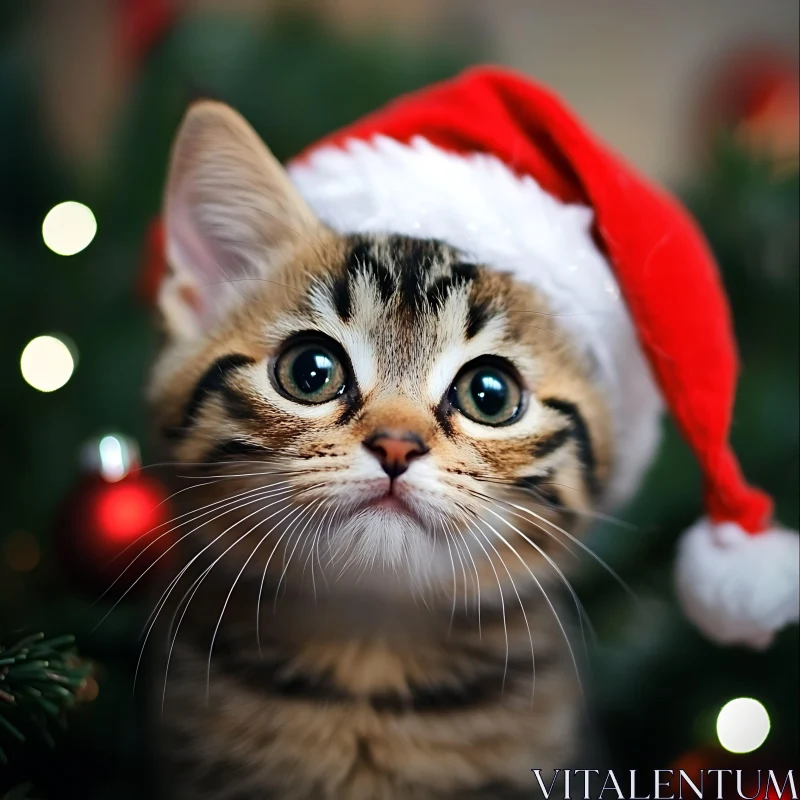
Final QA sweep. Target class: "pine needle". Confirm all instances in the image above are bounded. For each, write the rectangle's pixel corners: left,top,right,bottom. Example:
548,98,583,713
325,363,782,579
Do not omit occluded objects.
0,632,91,765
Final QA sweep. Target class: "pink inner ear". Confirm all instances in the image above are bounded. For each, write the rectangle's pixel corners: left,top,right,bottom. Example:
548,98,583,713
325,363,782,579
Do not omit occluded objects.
178,284,203,318
163,186,238,329
160,102,320,336
167,191,225,287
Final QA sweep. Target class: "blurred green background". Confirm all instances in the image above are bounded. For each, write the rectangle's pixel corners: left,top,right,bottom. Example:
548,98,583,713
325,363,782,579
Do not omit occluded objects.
0,3,797,798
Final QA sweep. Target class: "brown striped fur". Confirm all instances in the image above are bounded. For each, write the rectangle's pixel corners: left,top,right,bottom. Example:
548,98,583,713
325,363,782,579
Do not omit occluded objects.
147,102,614,799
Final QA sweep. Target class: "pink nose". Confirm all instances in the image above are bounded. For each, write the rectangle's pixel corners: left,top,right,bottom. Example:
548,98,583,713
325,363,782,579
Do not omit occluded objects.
363,430,429,478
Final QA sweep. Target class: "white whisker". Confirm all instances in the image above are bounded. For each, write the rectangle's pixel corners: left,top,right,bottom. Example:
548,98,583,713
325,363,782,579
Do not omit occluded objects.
95,481,298,616
449,520,482,638
204,492,323,701
445,517,470,618
443,524,458,634
255,499,321,656
274,499,326,610
301,501,335,601
134,487,305,693
458,511,509,691
471,500,585,702
466,512,536,705
477,490,639,605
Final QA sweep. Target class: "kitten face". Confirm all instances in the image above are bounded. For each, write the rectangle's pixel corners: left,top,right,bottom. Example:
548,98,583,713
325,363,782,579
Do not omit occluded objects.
150,102,613,604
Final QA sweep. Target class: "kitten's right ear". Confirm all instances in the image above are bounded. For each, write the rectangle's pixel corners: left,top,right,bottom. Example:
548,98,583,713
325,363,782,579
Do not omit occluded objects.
161,101,319,339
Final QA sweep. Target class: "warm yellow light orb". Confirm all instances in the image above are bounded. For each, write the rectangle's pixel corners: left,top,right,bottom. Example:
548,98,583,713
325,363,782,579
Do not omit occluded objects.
20,335,76,392
716,697,770,754
42,201,97,256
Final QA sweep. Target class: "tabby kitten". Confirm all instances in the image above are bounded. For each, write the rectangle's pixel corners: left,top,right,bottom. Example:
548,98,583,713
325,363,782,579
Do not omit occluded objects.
148,102,615,800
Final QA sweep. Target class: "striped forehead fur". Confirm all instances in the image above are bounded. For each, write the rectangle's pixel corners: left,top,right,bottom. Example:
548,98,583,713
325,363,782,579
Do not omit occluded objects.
327,235,482,321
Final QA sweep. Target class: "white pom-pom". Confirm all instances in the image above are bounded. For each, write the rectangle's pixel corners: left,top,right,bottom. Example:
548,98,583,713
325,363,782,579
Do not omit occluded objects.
676,518,799,649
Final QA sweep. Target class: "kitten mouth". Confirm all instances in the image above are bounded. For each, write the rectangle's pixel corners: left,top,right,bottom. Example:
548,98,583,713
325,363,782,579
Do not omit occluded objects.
369,494,407,512
360,487,419,520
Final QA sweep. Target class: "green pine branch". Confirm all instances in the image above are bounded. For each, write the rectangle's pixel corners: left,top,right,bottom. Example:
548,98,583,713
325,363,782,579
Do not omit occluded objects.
0,632,90,765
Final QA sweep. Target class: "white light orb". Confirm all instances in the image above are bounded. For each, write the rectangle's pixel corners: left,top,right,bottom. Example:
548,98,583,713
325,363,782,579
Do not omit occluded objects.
98,434,127,482
20,335,76,392
716,697,770,754
42,201,97,256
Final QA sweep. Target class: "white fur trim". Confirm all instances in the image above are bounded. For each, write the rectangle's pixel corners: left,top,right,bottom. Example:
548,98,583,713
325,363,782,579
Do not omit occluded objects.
289,136,663,506
676,518,800,648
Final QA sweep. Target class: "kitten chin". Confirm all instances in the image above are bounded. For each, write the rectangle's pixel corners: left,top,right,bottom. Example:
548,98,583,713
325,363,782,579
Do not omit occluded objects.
321,506,448,590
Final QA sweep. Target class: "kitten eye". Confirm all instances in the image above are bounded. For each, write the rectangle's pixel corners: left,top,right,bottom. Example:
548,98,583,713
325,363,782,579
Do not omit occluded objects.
448,361,523,426
274,339,347,404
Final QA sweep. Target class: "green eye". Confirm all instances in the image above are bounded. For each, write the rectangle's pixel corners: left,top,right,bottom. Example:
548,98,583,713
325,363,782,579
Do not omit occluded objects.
274,339,347,404
449,362,523,426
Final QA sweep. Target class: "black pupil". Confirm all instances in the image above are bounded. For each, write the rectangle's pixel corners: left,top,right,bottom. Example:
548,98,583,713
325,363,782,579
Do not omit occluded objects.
292,349,334,395
469,370,507,417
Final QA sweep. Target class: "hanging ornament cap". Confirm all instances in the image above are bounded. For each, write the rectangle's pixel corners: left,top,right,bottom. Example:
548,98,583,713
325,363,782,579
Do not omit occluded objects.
80,433,141,482
56,432,172,592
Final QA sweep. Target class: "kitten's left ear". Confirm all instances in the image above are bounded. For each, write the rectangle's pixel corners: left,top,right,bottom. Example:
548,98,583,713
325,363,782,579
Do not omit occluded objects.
161,101,319,338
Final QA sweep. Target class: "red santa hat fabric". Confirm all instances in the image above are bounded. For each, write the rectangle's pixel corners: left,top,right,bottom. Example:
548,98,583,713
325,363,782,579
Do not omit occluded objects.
288,66,799,648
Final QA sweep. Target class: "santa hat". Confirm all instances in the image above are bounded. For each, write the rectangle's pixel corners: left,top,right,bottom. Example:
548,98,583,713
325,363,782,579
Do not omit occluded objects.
286,66,798,649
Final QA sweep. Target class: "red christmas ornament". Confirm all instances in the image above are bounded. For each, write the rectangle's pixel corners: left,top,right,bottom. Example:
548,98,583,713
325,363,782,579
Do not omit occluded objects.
672,747,792,800
54,434,173,593
118,0,176,71
700,48,799,170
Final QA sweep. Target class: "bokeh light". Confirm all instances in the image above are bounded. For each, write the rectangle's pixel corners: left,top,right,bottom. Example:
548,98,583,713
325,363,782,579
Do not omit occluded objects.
3,530,41,573
716,697,770,753
42,201,97,256
98,435,127,482
20,335,76,392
